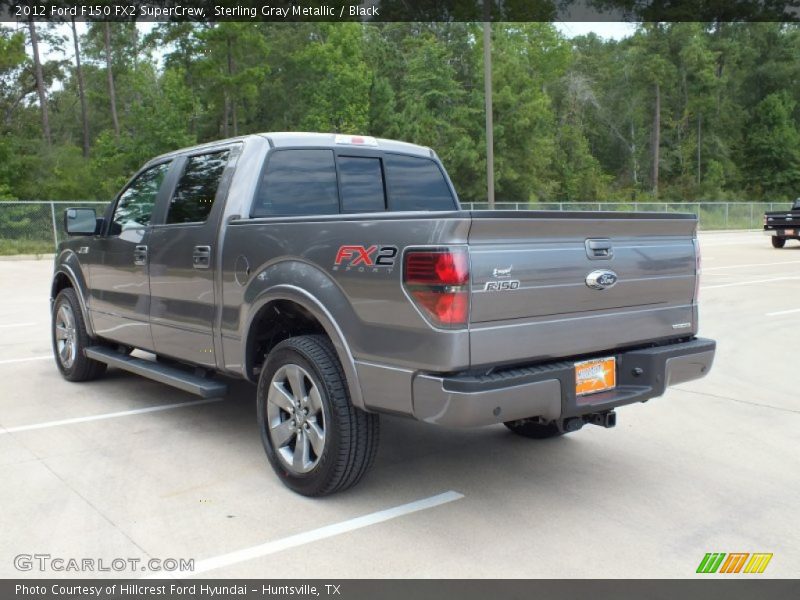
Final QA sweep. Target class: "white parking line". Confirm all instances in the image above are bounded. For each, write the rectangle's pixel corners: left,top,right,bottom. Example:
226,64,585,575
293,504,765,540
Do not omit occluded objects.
0,355,51,365
699,240,766,247
0,398,225,435
702,276,800,290
766,308,800,317
0,322,37,328
148,490,465,579
704,260,800,271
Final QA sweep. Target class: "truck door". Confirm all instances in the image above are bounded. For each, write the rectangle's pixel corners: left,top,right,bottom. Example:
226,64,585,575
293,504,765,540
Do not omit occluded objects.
147,146,236,367
88,160,173,351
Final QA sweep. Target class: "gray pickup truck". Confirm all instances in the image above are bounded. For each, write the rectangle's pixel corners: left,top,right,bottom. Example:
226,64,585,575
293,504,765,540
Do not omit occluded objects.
52,133,715,496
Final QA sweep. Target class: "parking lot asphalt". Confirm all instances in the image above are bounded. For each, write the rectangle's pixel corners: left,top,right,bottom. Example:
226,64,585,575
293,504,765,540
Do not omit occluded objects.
0,230,798,579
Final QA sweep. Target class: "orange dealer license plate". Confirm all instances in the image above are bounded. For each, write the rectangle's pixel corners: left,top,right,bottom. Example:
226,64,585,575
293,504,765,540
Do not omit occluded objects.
575,357,617,396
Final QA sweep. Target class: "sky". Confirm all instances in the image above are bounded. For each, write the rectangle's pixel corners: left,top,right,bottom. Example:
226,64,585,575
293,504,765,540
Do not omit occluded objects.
22,21,637,66
554,21,637,39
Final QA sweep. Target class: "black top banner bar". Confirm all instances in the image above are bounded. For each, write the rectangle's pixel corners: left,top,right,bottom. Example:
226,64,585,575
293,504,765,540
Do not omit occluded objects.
1,0,799,22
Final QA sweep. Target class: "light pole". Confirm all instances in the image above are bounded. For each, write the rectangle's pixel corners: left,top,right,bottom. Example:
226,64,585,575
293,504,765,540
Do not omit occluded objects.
483,5,495,209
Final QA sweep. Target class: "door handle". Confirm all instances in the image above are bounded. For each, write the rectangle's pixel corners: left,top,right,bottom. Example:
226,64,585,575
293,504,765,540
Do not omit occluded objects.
133,245,148,266
585,239,613,260
193,245,212,269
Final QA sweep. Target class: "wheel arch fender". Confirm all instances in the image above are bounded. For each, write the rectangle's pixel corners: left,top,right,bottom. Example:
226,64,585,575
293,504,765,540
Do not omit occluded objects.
51,252,94,338
242,265,365,410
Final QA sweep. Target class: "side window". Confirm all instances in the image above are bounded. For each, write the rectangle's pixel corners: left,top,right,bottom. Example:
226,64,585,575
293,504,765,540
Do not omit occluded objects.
384,155,456,211
338,156,386,213
166,150,230,224
110,162,170,235
252,149,339,217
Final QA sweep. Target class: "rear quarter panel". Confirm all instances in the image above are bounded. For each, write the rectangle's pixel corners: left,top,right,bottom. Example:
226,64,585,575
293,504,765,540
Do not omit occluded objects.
219,214,472,380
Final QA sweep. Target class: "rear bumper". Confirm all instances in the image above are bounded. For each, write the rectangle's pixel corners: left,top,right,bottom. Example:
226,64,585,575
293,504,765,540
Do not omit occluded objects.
764,228,799,237
411,337,716,428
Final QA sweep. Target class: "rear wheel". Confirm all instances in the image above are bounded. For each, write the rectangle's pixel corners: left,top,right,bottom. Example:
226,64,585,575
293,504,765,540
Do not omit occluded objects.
52,288,107,381
504,419,564,439
772,236,786,248
257,335,379,496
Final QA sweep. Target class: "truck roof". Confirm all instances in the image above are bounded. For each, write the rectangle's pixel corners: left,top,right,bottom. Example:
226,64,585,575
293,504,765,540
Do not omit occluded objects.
148,132,435,165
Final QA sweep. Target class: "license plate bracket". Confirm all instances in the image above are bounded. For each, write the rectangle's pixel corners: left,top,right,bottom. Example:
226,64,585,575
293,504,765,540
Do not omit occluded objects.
575,356,617,396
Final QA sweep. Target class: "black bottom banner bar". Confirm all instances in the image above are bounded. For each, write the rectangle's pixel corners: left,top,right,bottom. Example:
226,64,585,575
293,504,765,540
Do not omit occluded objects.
2,580,798,600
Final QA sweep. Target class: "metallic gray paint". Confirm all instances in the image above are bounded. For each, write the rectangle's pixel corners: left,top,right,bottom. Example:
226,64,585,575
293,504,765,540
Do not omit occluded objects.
413,374,562,427
52,132,714,426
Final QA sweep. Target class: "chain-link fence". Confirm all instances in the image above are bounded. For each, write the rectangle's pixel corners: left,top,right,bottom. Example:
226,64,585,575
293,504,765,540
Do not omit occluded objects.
461,201,784,230
0,200,784,256
0,201,108,255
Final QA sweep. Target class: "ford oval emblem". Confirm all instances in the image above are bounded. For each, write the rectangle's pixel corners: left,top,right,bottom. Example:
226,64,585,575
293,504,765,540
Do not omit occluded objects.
586,269,618,290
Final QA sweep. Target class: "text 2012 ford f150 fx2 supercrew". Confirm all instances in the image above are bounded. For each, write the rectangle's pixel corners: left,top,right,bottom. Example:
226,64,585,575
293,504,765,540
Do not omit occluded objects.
51,133,716,496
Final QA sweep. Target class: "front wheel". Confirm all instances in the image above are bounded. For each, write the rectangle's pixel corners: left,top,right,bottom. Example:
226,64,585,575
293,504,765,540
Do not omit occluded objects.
257,335,379,497
772,236,786,248
52,288,106,381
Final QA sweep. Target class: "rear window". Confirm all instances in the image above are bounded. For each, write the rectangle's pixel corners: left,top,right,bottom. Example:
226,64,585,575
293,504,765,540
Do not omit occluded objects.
385,155,455,211
338,156,386,213
253,149,339,217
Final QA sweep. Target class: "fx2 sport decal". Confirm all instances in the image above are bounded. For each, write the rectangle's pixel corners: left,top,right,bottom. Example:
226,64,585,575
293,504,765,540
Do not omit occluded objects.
333,245,399,272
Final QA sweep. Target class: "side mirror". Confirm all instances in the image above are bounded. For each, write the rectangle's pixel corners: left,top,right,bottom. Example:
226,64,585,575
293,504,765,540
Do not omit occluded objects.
64,208,99,236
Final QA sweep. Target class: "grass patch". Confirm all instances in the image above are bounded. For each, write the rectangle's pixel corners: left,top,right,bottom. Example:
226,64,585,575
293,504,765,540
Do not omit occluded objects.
0,239,55,256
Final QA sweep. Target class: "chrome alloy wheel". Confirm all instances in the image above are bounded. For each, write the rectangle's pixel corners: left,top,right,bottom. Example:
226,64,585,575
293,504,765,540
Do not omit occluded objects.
54,304,77,369
266,364,326,474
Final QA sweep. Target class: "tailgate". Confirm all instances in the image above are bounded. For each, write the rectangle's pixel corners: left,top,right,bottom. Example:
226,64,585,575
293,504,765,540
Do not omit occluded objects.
765,212,800,229
467,211,698,367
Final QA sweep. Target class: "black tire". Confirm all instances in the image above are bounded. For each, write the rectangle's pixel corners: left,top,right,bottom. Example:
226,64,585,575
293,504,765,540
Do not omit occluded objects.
504,419,564,439
772,236,786,248
52,288,107,382
257,335,379,497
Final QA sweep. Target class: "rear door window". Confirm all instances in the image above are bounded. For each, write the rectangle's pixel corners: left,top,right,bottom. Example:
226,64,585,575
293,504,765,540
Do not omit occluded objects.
166,150,230,224
385,155,455,211
253,149,339,217
338,156,386,213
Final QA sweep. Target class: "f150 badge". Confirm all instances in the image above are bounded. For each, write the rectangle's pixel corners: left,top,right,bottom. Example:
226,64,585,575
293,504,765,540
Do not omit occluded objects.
484,280,520,291
585,269,618,290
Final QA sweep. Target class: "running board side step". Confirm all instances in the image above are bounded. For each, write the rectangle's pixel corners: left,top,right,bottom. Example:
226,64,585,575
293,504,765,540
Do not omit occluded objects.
85,346,228,398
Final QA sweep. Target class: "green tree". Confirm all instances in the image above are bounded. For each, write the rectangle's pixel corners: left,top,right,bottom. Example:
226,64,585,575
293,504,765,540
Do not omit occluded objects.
745,92,800,198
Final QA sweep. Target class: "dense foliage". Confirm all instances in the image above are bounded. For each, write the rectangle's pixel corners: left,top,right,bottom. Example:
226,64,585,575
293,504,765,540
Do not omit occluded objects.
1,21,799,203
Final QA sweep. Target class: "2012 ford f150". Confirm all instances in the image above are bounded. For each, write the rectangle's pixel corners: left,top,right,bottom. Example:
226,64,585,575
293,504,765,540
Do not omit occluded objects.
51,133,716,496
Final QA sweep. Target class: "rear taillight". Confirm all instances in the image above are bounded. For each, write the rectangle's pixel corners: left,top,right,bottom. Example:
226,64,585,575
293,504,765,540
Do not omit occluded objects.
403,248,469,328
